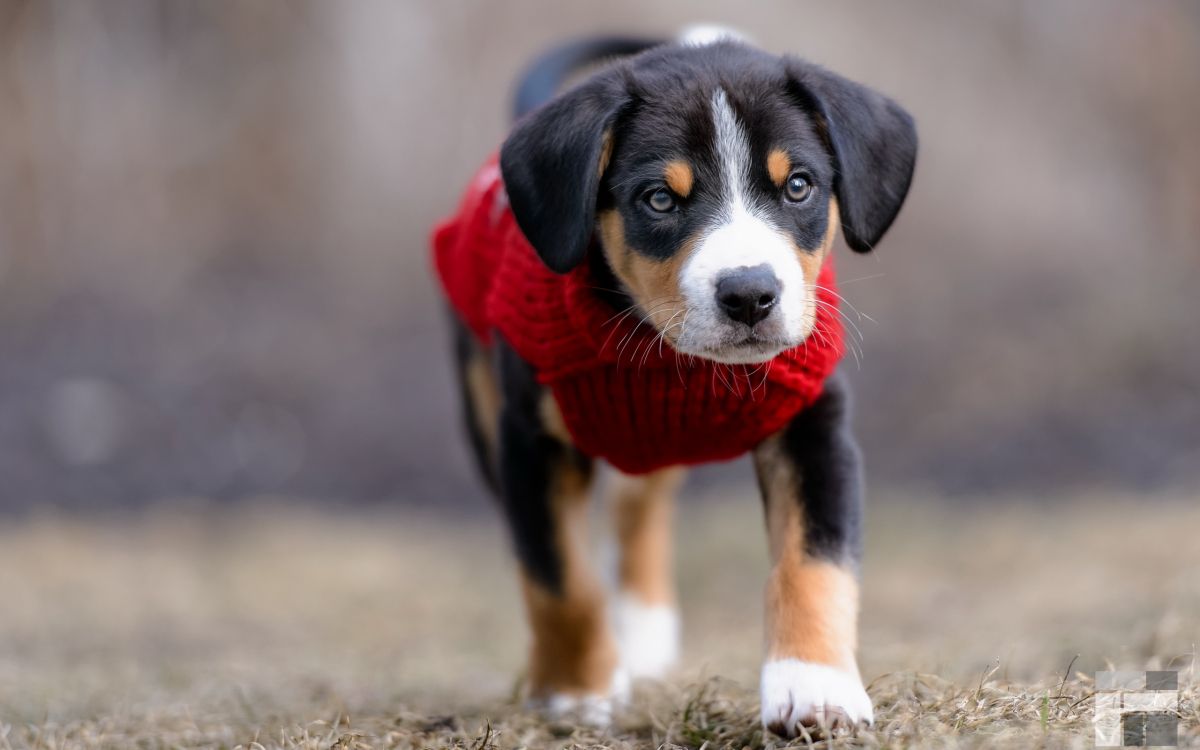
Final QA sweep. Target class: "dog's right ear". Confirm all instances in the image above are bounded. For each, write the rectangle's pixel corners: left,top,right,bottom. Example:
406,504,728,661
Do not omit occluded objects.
500,73,630,274
785,59,917,254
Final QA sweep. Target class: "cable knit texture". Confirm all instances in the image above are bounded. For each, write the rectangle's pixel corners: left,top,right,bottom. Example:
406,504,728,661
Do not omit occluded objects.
432,157,844,474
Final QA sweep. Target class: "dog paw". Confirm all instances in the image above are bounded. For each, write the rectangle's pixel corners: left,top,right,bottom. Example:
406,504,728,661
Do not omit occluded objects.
529,669,628,727
536,692,614,727
760,659,873,737
611,594,679,679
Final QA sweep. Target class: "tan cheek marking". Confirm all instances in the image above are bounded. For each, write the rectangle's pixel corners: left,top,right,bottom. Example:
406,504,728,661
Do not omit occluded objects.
767,149,791,187
523,450,617,697
797,199,840,280
823,198,841,250
663,160,694,198
598,210,701,337
610,467,686,605
755,436,859,671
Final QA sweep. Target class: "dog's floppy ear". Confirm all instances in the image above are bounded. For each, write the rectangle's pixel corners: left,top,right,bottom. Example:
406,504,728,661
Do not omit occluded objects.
500,73,629,273
786,59,917,253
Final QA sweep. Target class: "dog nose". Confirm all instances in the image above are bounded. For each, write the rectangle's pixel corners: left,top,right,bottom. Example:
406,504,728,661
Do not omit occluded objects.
715,264,781,326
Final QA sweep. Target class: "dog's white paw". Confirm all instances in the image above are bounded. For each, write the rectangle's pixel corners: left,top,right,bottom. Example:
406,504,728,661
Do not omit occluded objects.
611,594,679,679
760,659,873,737
536,692,614,727
610,665,632,705
531,669,629,727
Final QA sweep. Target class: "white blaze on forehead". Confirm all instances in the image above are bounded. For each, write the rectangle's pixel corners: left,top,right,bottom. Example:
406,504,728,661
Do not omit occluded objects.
674,89,809,361
711,89,752,215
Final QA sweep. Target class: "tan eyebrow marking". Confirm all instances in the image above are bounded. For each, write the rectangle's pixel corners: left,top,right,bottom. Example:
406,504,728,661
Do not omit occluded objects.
663,160,694,197
767,148,791,187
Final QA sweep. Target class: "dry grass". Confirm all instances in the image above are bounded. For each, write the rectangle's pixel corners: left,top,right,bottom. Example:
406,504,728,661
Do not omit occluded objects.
0,489,1198,748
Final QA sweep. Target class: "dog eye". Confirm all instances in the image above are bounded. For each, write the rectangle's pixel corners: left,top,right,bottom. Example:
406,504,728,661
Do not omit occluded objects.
784,173,813,203
645,188,677,213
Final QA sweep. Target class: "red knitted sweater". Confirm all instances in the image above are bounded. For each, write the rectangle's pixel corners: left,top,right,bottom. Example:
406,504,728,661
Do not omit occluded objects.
432,158,844,474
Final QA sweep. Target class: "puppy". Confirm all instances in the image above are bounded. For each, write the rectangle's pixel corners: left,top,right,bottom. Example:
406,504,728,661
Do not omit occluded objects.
432,31,916,737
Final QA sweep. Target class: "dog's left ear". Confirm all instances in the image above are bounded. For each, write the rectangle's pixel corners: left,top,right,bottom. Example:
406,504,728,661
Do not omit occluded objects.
785,59,917,253
500,72,630,273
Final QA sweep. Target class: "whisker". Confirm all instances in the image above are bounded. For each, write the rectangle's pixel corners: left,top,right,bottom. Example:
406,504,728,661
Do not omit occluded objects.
832,273,886,286
628,308,681,368
641,311,679,370
630,334,653,369
601,303,640,327
601,297,681,356
809,320,833,350
599,307,643,351
822,302,871,341
631,298,680,321
741,364,764,401
614,300,680,363
714,362,737,396
648,306,686,367
602,296,679,328
815,317,862,369
674,312,690,388
814,284,877,325
657,309,686,359
813,297,867,345
588,285,634,298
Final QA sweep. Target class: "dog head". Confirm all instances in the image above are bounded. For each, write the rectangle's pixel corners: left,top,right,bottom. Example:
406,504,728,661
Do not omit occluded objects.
500,40,916,365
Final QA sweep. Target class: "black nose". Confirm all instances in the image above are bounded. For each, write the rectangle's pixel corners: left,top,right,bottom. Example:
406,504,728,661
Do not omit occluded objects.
715,264,781,327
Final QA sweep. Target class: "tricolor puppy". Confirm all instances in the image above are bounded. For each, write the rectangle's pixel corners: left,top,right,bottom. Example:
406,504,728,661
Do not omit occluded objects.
432,31,916,738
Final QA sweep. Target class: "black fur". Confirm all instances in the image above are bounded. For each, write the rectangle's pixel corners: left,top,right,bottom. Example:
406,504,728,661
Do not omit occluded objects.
785,59,918,253
438,37,916,724
495,337,592,594
766,372,865,566
500,71,631,274
500,40,916,279
466,37,912,596
450,314,498,493
602,43,835,260
513,36,659,119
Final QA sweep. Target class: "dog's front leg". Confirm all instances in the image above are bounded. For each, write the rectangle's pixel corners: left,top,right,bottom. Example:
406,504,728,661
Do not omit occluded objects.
609,467,685,679
495,341,621,724
753,374,872,736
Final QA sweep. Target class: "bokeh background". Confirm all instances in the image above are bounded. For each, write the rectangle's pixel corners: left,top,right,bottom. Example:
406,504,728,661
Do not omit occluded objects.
2,0,1197,512
2,3,1199,747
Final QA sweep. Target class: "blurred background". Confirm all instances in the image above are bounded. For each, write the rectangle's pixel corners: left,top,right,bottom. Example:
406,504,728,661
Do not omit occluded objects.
1,0,1198,511
1,2,1199,745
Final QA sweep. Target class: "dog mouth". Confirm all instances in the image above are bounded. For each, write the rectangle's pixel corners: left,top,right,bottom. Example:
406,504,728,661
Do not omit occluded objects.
655,297,814,365
689,332,793,365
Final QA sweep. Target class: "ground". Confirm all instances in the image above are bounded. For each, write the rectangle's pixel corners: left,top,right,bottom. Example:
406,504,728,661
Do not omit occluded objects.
0,488,1197,749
